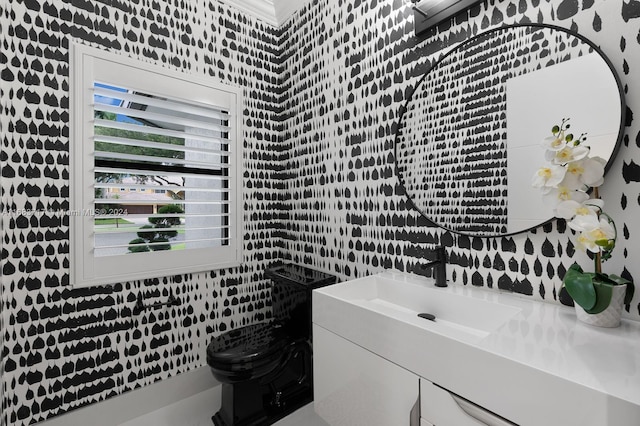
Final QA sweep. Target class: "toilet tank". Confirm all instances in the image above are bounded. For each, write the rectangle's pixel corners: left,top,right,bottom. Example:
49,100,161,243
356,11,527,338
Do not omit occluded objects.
266,264,337,341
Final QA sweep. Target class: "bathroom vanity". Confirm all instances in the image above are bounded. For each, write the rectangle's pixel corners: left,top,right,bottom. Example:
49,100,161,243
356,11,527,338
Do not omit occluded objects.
312,271,640,426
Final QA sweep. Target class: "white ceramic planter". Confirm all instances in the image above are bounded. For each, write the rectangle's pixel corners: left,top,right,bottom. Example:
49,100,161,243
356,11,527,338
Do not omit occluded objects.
574,284,626,328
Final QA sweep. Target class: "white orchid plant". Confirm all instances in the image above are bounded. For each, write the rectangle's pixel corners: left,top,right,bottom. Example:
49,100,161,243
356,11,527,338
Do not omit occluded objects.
532,118,633,314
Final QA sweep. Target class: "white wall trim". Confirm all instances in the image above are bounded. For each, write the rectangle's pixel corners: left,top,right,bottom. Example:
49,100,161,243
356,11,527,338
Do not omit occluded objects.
36,367,219,426
216,0,312,27
274,0,312,26
219,0,279,26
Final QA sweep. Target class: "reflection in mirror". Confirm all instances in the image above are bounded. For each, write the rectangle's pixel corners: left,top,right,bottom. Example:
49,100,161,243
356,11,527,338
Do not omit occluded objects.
395,24,624,237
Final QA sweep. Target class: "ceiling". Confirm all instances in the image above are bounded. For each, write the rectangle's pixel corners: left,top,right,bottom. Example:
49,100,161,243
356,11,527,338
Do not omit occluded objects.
220,0,305,27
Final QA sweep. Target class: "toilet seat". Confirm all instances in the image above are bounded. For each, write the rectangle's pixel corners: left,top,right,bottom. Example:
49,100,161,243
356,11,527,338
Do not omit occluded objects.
207,323,293,382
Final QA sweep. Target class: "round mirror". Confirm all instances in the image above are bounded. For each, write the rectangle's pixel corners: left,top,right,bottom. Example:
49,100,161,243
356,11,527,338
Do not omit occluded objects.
395,24,625,237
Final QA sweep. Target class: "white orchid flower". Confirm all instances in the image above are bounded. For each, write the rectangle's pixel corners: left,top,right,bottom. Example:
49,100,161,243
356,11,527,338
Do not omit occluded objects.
563,156,605,188
543,185,589,207
575,231,602,253
541,132,566,151
533,121,619,262
545,145,590,165
582,156,606,187
555,198,604,220
558,170,585,191
571,216,616,254
531,164,566,189
568,214,599,232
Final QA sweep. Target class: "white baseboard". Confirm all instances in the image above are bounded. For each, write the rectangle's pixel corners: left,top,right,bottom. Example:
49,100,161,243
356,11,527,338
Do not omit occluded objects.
36,367,220,426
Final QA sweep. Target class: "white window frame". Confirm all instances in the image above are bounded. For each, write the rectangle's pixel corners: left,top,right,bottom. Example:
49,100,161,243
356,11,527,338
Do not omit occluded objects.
70,43,243,288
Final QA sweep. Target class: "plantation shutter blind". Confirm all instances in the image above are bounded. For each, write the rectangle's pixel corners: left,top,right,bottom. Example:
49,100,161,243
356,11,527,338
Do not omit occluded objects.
71,44,242,287
92,83,232,256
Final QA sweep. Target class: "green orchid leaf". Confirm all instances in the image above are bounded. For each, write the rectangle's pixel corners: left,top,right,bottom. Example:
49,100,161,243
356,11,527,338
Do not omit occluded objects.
593,273,616,285
567,263,584,274
563,265,596,311
607,274,635,305
584,283,613,314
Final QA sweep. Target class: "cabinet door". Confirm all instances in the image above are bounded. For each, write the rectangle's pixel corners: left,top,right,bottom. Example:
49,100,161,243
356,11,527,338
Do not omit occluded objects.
313,325,420,426
421,379,516,426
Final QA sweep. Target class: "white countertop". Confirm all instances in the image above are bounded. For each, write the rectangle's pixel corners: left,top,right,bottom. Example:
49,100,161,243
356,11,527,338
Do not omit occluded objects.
313,270,640,426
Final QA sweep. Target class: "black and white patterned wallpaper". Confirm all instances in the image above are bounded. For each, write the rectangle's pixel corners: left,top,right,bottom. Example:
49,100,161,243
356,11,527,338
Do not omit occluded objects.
0,0,284,424
277,0,640,319
276,0,640,310
1,0,640,424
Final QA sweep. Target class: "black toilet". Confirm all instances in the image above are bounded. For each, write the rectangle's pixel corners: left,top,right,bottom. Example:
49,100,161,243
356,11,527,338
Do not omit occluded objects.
206,264,337,426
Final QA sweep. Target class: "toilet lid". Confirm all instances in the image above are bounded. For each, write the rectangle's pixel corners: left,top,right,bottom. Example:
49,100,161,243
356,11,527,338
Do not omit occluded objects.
207,323,291,365
266,263,337,290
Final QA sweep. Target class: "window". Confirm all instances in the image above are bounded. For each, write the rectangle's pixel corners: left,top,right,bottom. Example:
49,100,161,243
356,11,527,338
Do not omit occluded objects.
70,43,242,287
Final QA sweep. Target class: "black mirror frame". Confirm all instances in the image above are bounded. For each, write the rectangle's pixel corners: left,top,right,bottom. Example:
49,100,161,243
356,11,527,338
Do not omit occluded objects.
394,22,626,238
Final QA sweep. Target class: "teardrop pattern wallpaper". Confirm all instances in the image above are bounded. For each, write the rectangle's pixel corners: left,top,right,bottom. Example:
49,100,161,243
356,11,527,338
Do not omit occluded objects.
0,0,283,423
277,0,640,302
1,0,640,424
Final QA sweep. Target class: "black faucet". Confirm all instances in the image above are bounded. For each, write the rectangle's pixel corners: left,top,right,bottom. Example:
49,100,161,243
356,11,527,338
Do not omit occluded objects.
417,246,447,287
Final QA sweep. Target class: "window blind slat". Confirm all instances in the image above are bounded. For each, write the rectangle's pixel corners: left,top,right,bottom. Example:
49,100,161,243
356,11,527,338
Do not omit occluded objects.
94,200,228,206
95,182,229,193
93,86,231,121
94,166,227,179
94,135,228,156
94,150,229,169
95,104,231,133
94,213,228,220
95,227,229,237
95,237,229,251
95,119,229,145
94,226,229,236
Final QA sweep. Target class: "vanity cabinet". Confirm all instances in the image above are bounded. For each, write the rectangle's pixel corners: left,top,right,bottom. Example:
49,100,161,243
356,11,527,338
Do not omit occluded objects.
312,271,640,426
313,325,420,426
314,324,517,426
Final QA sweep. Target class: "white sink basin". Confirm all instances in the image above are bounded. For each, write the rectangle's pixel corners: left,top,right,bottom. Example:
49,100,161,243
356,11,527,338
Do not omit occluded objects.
315,271,521,343
312,270,640,426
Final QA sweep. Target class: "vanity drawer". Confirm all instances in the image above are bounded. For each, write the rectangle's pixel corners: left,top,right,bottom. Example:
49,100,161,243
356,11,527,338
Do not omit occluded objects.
313,325,420,426
420,379,517,426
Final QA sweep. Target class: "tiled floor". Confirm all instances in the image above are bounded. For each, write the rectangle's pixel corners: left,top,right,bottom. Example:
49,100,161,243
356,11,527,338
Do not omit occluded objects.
119,387,216,426
273,403,330,426
119,387,329,426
